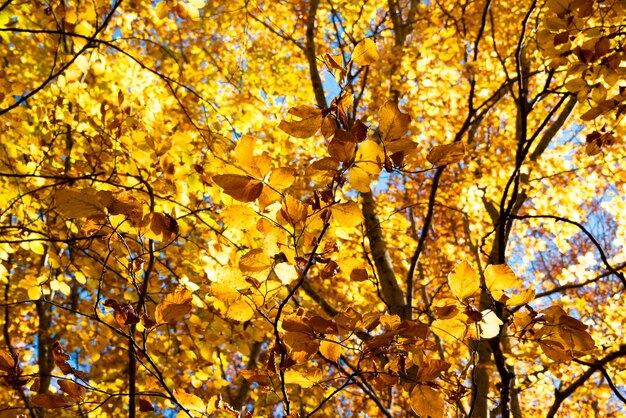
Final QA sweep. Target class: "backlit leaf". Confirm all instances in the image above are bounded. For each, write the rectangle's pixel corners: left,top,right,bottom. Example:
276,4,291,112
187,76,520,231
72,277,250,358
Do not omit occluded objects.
427,142,466,166
410,385,445,418
155,289,193,324
174,390,206,413
448,260,480,300
379,100,410,141
351,38,379,66
213,174,264,202
278,105,323,138
58,380,86,402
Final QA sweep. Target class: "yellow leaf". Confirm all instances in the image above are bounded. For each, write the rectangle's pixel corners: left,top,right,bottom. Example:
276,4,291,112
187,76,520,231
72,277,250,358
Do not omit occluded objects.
320,337,341,362
226,298,254,322
448,260,480,300
213,174,263,202
279,196,308,228
348,166,371,192
410,385,445,418
479,309,503,339
427,142,466,166
506,288,535,306
269,167,296,190
378,100,410,141
239,248,272,274
284,368,322,388
155,289,193,324
485,264,521,294
431,318,466,340
278,105,323,138
331,201,363,228
55,188,112,218
274,263,299,285
351,38,379,66
355,140,384,174
174,390,205,413
235,135,258,172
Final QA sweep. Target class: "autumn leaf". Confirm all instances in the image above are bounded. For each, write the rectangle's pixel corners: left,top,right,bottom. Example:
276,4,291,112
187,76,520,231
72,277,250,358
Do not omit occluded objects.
410,385,445,418
213,174,264,202
239,248,272,274
31,393,73,408
55,188,112,218
155,289,193,324
284,368,322,388
448,260,480,300
378,100,411,142
174,390,206,413
351,38,379,66
320,337,341,362
427,142,466,166
58,380,86,402
278,105,323,138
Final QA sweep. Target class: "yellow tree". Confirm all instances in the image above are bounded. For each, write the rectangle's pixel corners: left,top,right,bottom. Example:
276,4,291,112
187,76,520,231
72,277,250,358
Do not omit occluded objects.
0,0,625,417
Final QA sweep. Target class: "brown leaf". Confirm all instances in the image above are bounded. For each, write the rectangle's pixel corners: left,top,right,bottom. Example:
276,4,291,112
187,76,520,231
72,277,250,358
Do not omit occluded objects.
104,299,140,327
213,174,263,202
0,349,15,372
350,267,368,282
351,119,368,142
31,393,73,409
138,396,155,412
58,380,86,402
416,359,451,382
146,212,179,241
52,342,74,375
427,142,466,166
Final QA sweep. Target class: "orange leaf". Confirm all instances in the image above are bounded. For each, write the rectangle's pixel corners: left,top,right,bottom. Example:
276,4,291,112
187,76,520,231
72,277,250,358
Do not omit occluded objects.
155,289,193,324
58,380,86,402
213,174,263,202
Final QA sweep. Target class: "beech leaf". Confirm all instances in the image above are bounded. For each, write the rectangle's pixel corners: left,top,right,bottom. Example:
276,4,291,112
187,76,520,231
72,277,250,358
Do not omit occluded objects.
155,289,193,324
448,260,480,300
351,38,379,66
58,380,86,402
278,105,323,138
378,100,410,141
213,174,264,202
427,142,466,166
410,385,445,418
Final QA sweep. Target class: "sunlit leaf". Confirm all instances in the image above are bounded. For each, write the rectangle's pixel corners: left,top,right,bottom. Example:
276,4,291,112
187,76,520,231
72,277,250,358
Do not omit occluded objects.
427,142,466,166
448,260,480,300
155,289,193,324
351,38,379,66
278,105,323,138
378,100,410,141
213,174,264,202
174,390,206,413
410,385,445,418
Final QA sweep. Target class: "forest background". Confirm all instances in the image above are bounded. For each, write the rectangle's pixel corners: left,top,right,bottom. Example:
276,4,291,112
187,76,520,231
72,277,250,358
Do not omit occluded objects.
0,0,625,417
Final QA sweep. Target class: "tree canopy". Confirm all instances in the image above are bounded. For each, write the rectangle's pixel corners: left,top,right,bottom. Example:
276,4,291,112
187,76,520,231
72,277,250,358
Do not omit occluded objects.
1,0,625,417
